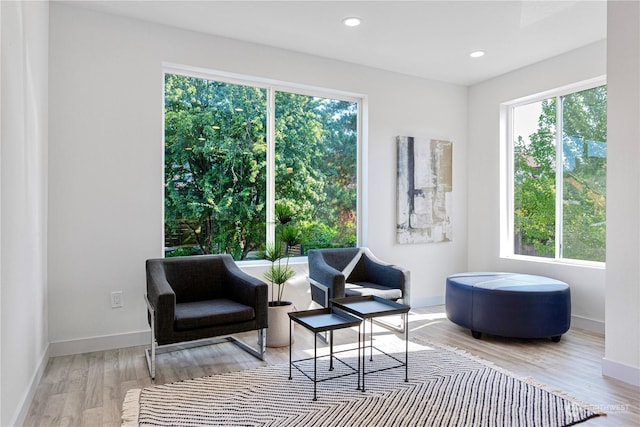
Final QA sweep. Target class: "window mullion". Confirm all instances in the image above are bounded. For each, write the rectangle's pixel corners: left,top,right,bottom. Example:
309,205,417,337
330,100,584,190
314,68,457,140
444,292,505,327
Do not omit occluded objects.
555,96,564,259
266,88,276,245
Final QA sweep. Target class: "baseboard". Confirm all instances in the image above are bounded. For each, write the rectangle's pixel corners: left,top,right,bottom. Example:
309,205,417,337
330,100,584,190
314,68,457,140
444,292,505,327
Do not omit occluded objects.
602,357,640,387
11,344,50,427
49,330,149,357
45,311,606,357
411,295,445,308
48,296,443,357
571,314,605,335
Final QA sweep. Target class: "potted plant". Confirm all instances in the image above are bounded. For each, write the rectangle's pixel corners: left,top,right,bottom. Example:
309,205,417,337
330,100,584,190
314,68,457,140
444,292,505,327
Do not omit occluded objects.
274,203,295,226
281,224,303,256
263,242,296,347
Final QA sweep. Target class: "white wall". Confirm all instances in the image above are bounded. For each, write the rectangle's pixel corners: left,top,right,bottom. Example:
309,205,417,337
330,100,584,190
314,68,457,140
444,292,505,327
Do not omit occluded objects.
48,4,468,353
6,4,635,424
603,0,640,386
467,41,607,332
469,7,640,386
0,1,49,425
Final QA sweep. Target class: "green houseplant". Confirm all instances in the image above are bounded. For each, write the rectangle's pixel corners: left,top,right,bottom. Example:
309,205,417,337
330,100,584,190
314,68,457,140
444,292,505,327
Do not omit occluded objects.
263,242,295,305
280,224,303,256
262,242,296,347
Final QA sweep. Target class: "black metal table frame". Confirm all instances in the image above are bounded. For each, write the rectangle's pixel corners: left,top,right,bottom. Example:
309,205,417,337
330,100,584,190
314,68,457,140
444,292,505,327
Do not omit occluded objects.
288,308,362,401
330,295,410,392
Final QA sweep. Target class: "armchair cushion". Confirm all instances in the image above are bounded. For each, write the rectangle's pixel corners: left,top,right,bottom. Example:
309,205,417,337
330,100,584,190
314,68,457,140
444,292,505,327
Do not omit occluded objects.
174,299,255,331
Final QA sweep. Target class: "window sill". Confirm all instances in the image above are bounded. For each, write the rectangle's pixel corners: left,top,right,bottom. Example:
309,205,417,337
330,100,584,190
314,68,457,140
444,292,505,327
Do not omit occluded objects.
237,256,309,269
500,254,605,270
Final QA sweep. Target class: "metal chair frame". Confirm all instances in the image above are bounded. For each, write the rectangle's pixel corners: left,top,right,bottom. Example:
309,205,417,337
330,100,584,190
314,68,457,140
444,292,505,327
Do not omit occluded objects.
144,294,265,380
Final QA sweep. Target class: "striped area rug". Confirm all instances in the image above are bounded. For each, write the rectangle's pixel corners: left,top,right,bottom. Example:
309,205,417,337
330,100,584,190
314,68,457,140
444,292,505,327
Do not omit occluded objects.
122,340,601,426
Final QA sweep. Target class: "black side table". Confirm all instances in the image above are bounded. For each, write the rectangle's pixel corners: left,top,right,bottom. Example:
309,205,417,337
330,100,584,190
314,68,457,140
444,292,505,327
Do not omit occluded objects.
331,295,410,391
288,308,362,400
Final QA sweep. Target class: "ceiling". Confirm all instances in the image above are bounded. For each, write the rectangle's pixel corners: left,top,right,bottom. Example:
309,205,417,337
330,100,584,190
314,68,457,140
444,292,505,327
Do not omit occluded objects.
65,0,607,86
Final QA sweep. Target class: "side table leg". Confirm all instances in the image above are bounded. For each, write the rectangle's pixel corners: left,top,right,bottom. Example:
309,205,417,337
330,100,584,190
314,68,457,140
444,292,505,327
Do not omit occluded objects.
313,332,318,401
369,317,373,362
405,311,409,382
357,321,362,391
289,318,293,380
362,320,366,392
329,330,334,371
358,322,363,390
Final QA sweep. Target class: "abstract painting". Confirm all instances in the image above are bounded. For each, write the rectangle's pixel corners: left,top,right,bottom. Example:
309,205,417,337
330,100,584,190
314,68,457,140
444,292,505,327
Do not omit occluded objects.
397,136,452,244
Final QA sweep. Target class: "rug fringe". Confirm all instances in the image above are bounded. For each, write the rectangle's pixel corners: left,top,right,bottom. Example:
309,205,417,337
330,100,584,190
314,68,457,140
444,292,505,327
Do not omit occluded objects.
520,376,607,417
121,388,142,427
412,336,607,417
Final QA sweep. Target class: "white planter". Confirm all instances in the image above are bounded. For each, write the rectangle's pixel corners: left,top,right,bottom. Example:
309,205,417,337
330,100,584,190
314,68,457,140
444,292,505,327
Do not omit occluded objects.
266,301,295,348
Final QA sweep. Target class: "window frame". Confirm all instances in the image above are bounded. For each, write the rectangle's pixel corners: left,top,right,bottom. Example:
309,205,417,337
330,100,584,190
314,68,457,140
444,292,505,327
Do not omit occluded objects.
502,76,607,267
162,63,366,261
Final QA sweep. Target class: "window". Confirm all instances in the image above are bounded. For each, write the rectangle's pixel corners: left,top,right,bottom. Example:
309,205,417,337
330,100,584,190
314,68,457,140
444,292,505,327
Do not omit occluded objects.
507,81,607,263
164,70,360,260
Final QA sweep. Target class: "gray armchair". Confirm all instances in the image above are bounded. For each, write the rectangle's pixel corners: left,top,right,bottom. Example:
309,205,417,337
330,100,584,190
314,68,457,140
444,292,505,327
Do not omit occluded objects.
307,247,410,331
145,254,268,379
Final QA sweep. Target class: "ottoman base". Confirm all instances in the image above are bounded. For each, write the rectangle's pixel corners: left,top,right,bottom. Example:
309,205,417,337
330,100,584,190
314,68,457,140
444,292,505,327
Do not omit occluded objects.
445,272,571,341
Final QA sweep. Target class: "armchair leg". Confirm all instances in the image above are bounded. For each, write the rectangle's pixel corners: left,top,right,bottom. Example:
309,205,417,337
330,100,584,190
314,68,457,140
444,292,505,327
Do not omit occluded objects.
373,312,407,333
144,329,266,379
144,294,157,380
143,296,265,380
228,328,266,360
374,297,409,333
145,342,156,380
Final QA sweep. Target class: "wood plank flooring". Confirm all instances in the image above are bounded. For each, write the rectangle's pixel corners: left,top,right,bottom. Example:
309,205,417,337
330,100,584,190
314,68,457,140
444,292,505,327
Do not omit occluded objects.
23,306,639,426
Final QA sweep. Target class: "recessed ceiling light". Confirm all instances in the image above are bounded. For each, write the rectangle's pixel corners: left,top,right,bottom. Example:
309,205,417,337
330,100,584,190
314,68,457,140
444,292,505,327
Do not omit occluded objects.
470,50,485,58
343,17,361,27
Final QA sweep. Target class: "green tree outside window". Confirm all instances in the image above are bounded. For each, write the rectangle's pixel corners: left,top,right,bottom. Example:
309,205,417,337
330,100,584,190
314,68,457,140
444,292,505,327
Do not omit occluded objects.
164,74,358,260
513,85,606,262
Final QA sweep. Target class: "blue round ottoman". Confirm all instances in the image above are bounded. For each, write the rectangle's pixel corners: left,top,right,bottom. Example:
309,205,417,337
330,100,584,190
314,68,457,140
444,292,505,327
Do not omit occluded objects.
445,272,571,342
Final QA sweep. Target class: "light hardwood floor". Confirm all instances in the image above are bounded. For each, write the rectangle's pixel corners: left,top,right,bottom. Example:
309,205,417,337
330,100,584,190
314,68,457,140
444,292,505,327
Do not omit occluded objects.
24,306,639,426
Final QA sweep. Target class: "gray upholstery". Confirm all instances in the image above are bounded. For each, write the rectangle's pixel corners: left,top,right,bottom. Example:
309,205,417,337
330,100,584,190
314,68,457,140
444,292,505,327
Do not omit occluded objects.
307,247,410,307
174,299,255,331
145,254,268,377
147,254,268,345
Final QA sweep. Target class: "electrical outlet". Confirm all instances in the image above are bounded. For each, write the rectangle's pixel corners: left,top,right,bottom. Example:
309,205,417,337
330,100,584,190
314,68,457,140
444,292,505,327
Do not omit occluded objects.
111,291,123,308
